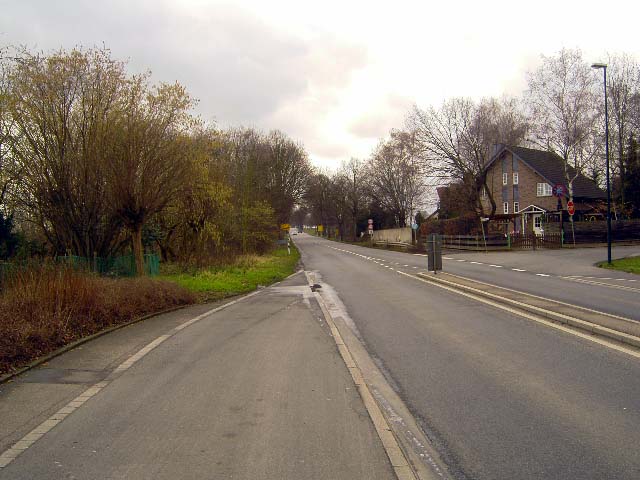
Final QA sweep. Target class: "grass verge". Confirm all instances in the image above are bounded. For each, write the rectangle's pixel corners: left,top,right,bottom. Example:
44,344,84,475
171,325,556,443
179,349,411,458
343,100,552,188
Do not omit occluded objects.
597,256,640,274
0,266,196,376
160,246,300,301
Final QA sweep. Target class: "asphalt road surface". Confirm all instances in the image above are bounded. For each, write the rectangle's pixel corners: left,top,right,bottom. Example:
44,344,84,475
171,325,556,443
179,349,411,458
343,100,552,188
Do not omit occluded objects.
0,274,395,480
296,233,640,480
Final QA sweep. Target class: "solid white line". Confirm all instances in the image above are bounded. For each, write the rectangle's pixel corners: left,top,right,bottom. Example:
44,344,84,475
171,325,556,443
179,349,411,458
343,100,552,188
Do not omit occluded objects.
398,271,640,360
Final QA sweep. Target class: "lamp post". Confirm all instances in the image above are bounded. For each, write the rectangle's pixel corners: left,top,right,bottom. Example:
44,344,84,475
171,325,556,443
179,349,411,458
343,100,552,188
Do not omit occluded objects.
592,62,612,265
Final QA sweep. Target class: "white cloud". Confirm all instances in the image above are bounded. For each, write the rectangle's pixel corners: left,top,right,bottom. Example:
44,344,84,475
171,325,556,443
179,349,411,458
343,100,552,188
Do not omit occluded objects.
2,0,640,170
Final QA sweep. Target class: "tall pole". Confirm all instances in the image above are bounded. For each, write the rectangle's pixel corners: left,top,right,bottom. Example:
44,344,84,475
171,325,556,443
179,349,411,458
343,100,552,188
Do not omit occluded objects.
593,63,612,265
603,66,612,265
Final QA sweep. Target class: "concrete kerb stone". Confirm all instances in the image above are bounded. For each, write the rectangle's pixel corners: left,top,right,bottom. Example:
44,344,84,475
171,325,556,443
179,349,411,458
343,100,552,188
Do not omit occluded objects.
303,270,419,480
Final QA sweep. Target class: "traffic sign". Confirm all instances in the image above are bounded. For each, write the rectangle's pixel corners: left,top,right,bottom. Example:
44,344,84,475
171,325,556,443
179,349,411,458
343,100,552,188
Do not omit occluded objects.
411,223,419,230
368,219,373,225
567,200,575,216
280,223,290,230
368,229,373,235
552,184,567,198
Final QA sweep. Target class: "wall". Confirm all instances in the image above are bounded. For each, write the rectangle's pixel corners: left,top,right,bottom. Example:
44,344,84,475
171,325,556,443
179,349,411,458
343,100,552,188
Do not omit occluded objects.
372,227,413,244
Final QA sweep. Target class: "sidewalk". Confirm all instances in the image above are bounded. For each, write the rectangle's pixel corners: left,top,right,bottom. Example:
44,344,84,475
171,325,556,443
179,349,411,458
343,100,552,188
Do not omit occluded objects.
0,272,396,479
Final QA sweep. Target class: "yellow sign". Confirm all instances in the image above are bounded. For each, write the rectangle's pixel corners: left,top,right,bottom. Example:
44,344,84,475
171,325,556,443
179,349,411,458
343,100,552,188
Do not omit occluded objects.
317,225,324,232
280,223,290,230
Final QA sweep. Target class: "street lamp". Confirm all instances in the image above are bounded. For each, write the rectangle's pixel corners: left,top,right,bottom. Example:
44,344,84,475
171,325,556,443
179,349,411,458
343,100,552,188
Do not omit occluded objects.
592,62,612,265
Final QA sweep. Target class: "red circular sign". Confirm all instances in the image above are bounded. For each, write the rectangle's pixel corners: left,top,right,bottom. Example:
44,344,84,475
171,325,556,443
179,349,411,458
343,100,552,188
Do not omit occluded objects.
567,200,575,215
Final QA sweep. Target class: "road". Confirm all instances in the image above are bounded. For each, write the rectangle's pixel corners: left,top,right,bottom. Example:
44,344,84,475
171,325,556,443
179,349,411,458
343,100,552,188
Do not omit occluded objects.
295,233,640,480
0,274,395,480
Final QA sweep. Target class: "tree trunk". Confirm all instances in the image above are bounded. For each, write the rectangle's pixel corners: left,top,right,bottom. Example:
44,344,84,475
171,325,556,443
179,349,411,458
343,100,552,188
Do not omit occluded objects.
131,224,145,276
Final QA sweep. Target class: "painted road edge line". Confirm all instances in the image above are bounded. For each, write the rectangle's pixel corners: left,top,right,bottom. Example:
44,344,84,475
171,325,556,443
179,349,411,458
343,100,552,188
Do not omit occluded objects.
303,271,418,480
0,289,263,470
400,271,640,360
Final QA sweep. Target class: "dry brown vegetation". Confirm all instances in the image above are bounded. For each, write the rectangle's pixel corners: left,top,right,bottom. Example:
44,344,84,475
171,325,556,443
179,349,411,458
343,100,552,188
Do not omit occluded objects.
0,266,196,375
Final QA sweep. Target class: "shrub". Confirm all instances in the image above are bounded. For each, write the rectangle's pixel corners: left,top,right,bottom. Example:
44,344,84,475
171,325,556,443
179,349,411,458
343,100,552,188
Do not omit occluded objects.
0,265,195,375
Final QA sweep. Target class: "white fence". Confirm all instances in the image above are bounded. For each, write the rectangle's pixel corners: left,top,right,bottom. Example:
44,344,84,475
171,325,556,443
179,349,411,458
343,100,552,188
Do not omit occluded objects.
372,227,413,244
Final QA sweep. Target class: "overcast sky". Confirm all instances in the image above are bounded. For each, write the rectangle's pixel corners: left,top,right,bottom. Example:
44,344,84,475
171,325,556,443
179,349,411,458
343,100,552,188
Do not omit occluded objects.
2,0,639,170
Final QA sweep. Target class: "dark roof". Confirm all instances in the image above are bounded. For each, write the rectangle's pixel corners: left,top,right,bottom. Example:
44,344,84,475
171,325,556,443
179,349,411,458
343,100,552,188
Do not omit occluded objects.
489,145,606,200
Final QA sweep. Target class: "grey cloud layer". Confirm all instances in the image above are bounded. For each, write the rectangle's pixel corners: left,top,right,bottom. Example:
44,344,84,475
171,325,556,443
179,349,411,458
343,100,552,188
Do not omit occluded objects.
1,0,367,151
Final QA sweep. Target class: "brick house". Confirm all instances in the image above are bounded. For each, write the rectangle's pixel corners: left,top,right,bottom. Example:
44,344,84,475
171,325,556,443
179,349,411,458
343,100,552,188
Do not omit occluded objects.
480,145,606,235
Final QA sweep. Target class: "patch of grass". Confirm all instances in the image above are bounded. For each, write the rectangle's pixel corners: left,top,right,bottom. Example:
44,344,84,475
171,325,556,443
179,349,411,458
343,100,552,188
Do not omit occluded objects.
160,246,300,300
0,266,196,375
598,256,640,274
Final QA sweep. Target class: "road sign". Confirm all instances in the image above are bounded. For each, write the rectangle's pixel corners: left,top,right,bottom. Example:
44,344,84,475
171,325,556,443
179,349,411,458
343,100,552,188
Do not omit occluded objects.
368,229,373,235
552,184,567,198
280,223,290,230
411,223,419,230
317,225,324,232
368,219,373,225
567,200,575,216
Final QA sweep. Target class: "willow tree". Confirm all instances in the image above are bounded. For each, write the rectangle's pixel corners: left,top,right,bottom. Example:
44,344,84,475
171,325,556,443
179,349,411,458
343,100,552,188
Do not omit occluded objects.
5,47,126,257
108,77,196,275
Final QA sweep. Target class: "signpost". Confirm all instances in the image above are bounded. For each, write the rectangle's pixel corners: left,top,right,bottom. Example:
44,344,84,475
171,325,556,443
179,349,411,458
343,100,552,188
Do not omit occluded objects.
367,219,373,236
552,184,567,247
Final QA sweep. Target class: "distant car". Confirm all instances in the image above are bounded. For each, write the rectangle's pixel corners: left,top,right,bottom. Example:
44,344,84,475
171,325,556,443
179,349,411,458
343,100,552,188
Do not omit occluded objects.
293,232,297,235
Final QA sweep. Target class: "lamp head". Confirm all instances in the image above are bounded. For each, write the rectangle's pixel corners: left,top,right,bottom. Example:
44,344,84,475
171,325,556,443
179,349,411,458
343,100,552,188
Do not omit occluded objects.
591,63,607,69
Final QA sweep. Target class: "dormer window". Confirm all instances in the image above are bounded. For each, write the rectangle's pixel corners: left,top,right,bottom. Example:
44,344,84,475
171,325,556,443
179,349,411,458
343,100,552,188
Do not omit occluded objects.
513,172,519,185
502,173,508,185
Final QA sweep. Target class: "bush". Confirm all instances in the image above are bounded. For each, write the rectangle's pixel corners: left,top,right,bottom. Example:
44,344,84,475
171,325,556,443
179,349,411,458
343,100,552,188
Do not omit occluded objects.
0,265,196,375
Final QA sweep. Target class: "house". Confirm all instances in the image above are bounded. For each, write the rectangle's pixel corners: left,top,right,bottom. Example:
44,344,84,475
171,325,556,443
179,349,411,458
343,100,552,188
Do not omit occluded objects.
480,145,607,235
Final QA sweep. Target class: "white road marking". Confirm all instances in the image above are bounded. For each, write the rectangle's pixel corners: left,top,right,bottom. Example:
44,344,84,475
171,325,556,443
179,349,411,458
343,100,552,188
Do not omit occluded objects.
536,273,550,277
456,259,466,262
401,271,640,360
403,265,409,267
470,261,483,265
413,254,428,257
489,265,503,268
512,268,526,272
0,289,263,469
442,257,453,260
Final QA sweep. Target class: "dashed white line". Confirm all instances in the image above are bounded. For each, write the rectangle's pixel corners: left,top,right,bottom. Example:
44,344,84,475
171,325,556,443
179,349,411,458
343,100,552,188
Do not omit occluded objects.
489,264,503,268
470,261,483,265
512,268,527,272
536,273,550,277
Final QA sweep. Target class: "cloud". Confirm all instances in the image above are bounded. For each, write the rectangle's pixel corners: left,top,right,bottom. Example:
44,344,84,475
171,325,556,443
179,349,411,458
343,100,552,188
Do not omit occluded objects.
0,0,367,129
349,94,412,139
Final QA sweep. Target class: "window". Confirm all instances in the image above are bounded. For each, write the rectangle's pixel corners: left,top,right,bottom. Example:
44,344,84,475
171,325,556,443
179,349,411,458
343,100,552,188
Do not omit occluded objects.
534,216,542,229
480,187,488,199
537,182,552,196
513,201,519,213
513,172,519,185
503,202,509,214
503,173,508,185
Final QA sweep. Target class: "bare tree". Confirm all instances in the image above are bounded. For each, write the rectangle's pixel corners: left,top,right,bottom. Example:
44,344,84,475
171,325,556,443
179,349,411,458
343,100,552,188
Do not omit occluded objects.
408,96,528,217
525,48,601,202
338,157,366,240
607,54,640,206
367,130,426,227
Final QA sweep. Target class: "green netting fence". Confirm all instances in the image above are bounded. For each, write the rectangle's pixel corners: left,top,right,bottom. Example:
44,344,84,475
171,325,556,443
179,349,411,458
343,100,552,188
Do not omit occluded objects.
0,253,160,284
57,254,160,277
